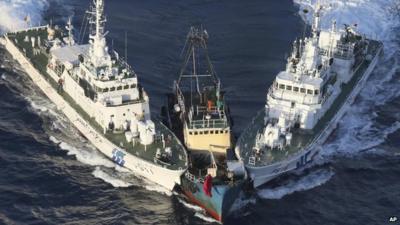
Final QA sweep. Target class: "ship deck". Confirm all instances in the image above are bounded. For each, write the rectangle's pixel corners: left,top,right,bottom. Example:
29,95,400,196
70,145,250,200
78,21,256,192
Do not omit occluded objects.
237,40,383,167
6,28,187,170
181,90,229,130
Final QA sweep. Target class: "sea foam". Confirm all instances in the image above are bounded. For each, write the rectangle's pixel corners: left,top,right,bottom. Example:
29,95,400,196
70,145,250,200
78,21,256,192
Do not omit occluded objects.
0,0,48,33
258,168,335,199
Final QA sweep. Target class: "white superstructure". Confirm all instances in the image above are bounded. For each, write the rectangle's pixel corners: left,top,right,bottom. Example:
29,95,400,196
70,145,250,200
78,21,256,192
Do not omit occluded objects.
258,6,367,149
2,0,188,190
236,5,383,187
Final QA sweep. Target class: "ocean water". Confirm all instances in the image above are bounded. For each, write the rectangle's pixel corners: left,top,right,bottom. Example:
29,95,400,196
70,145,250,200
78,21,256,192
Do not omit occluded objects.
0,0,399,224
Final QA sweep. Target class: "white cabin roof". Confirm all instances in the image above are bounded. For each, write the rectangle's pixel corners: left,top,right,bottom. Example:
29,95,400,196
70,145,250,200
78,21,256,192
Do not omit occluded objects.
276,71,322,89
51,44,90,64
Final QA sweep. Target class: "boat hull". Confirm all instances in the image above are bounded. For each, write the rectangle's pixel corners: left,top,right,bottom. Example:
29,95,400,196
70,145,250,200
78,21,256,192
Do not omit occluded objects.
1,33,185,191
237,41,383,188
180,173,243,222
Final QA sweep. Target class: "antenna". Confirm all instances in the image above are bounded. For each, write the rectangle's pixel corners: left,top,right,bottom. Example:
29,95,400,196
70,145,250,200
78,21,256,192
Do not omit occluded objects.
125,31,128,62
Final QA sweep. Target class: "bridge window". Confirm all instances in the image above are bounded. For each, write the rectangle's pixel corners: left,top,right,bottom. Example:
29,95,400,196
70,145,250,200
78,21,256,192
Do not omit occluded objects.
124,85,129,89
103,88,109,92
300,88,306,93
189,131,193,135
204,131,209,134
130,84,136,88
117,86,123,91
110,87,116,91
199,131,203,135
314,89,320,95
210,130,214,134
286,85,292,91
194,131,198,135
293,87,299,92
279,84,285,89
307,89,313,95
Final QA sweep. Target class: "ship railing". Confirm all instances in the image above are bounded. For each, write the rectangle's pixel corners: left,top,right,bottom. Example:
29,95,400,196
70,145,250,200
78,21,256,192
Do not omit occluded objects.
333,43,354,60
174,82,186,113
188,118,228,129
6,25,48,36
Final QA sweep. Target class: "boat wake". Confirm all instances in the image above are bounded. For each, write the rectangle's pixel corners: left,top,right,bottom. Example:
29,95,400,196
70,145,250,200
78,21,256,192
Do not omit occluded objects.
0,0,48,33
92,166,133,188
177,197,220,223
257,168,335,200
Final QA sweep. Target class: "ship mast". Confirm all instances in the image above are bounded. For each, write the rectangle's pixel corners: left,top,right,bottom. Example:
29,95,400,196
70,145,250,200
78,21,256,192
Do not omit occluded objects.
65,16,75,46
88,0,110,68
312,2,322,37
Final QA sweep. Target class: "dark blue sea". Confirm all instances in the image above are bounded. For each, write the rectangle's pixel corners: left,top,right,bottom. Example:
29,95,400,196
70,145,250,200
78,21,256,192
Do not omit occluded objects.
0,0,399,224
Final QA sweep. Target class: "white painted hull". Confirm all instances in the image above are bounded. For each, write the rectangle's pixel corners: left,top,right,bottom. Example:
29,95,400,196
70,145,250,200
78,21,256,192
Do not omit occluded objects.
245,44,383,188
1,35,185,191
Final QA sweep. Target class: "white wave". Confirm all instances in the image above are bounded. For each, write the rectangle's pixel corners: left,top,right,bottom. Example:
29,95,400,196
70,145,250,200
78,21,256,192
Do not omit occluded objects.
293,0,399,40
1,73,6,80
92,166,133,188
25,96,61,118
49,135,61,144
258,169,334,199
194,212,220,224
322,120,400,157
229,192,256,214
0,0,49,33
177,198,205,212
144,182,172,196
177,196,221,223
58,141,115,168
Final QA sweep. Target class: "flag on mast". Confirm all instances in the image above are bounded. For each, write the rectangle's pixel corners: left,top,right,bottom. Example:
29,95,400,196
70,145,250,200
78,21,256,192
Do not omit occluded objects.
24,14,31,27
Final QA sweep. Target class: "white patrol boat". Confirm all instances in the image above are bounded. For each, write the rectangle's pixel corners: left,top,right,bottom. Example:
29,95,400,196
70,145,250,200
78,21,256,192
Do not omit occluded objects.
0,0,187,190
236,6,383,188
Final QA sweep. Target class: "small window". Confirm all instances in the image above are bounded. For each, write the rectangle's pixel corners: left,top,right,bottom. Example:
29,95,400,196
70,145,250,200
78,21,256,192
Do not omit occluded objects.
123,113,126,116
199,131,203,135
130,84,136,88
204,131,209,135
307,89,313,95
300,88,306,93
103,88,109,92
286,85,292,91
110,87,116,91
117,86,123,91
279,84,285,89
189,131,193,135
314,89,319,95
215,130,219,134
225,130,229,133
293,87,299,92
124,85,129,89
194,131,198,135
210,130,214,134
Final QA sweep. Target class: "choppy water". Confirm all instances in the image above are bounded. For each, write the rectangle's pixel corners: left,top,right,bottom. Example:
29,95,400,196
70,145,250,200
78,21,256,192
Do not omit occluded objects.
0,0,399,224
